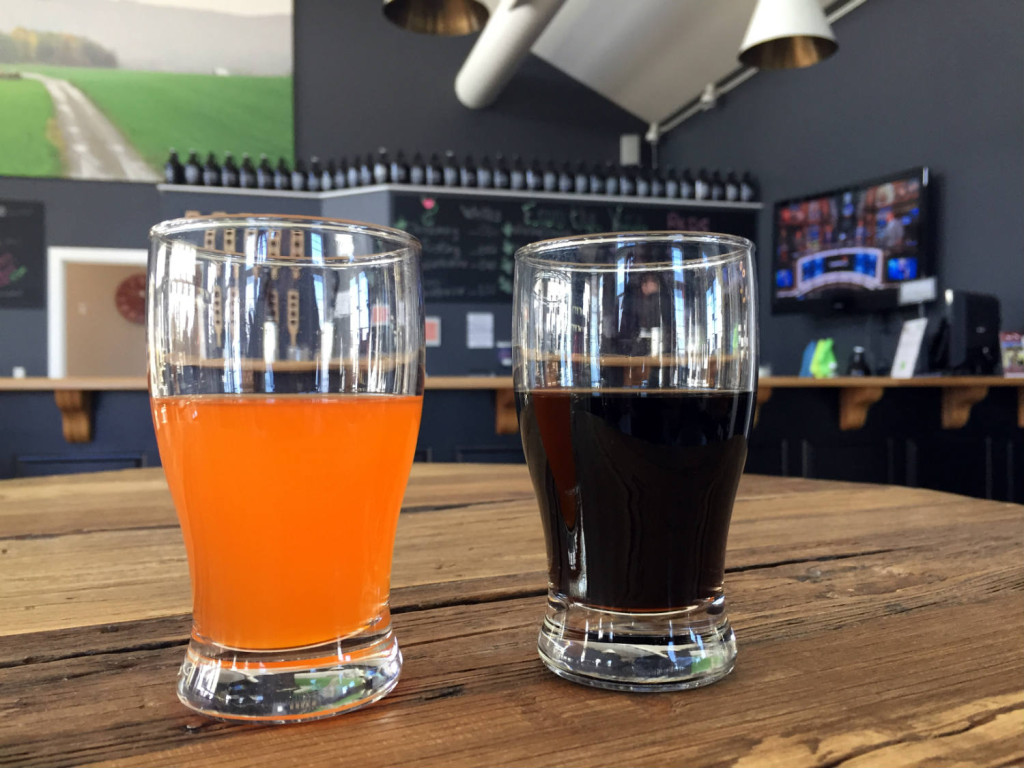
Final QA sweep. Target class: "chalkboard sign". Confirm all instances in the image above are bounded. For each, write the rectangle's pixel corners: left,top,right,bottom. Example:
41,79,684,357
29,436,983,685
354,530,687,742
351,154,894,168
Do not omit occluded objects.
0,200,46,309
391,193,757,302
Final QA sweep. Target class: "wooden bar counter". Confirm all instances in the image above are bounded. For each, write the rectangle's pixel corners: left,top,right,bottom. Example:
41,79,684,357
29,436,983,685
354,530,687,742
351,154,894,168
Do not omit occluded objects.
0,465,1021,766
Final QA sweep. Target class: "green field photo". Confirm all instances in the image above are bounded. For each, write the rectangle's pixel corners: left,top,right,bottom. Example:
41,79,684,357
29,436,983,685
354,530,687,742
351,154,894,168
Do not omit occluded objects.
4,65,293,178
0,76,63,177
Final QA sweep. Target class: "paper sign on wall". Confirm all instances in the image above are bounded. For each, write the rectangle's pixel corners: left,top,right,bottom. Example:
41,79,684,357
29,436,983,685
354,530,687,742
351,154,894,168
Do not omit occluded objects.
425,316,441,348
891,317,929,379
466,312,494,349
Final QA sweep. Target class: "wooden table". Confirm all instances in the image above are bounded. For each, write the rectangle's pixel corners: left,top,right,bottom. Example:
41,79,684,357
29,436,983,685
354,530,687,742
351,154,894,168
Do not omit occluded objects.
1,465,1021,767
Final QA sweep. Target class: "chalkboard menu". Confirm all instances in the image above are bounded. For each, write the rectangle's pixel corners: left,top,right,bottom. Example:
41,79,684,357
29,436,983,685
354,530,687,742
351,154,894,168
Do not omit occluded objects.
0,200,46,308
391,193,758,302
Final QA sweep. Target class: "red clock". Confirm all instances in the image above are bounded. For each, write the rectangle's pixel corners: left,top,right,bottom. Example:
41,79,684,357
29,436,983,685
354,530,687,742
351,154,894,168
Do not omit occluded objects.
115,273,147,325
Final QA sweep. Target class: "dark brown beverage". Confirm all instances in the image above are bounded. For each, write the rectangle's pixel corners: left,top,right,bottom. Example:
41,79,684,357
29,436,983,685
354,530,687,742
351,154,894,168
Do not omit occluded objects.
517,389,753,611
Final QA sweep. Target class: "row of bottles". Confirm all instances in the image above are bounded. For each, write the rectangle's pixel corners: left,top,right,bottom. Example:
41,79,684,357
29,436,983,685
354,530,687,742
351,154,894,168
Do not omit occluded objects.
165,147,760,202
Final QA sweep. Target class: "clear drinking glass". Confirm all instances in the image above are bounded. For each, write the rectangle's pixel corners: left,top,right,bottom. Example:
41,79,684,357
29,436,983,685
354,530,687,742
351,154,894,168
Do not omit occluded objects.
148,215,424,721
513,231,757,691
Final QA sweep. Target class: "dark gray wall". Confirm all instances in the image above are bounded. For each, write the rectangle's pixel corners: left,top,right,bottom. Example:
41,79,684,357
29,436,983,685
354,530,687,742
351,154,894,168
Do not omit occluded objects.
294,0,643,163
661,0,1024,374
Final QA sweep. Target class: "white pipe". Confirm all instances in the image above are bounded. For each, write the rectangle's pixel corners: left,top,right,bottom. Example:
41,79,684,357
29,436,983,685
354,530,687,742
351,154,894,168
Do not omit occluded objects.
455,0,565,110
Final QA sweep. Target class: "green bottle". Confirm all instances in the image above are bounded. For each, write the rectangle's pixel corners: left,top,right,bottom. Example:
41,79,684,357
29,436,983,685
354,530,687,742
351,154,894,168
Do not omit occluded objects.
810,338,838,379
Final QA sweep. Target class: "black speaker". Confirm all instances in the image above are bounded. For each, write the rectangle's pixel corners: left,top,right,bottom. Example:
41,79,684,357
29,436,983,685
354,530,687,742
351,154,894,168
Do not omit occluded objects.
928,290,1001,374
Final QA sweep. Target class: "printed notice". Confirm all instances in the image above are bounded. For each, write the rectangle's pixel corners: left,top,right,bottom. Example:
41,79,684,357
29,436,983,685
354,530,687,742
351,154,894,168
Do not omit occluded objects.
891,317,928,379
466,311,494,349
425,316,441,348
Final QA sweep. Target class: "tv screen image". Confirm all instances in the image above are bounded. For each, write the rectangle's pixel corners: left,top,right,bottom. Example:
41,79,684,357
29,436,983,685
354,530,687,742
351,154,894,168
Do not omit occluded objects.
772,167,932,313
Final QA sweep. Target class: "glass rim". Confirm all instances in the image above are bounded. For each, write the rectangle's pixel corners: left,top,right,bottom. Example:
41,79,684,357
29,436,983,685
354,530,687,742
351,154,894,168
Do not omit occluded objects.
514,230,753,270
150,213,420,263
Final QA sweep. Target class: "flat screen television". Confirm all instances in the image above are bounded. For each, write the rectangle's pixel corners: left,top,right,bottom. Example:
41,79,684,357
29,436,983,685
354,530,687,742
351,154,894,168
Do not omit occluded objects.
771,167,933,313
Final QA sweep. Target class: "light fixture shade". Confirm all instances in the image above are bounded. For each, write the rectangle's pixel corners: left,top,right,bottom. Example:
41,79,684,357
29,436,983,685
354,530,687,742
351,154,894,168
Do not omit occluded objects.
739,0,838,69
383,0,490,36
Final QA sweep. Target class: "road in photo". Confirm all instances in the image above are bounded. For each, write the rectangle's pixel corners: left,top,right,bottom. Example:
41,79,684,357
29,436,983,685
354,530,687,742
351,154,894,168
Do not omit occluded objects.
22,72,159,181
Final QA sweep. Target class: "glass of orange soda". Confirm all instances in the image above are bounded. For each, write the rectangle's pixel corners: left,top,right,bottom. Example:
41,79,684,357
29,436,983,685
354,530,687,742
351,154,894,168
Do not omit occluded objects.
148,215,424,722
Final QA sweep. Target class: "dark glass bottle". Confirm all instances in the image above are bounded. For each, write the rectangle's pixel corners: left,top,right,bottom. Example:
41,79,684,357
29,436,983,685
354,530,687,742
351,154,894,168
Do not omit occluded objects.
306,157,324,192
694,169,710,200
409,152,426,185
574,161,589,194
220,152,239,187
618,165,636,196
330,159,346,189
164,149,184,184
724,170,740,202
426,153,444,186
389,150,409,183
347,157,361,188
635,167,651,197
373,148,389,185
588,163,604,195
238,153,257,188
202,152,221,186
510,155,527,190
542,160,558,192
459,154,478,187
493,153,510,189
327,158,344,190
290,158,307,191
650,170,665,197
525,158,543,191
604,163,619,196
318,157,333,190
256,154,274,189
664,167,680,198
183,150,202,185
477,155,494,188
443,150,459,187
556,162,572,193
680,169,695,199
273,158,292,190
740,172,759,202
710,170,725,201
359,153,374,186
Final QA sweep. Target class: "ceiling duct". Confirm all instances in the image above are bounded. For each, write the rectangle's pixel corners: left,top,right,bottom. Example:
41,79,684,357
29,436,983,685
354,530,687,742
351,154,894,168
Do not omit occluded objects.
455,0,566,109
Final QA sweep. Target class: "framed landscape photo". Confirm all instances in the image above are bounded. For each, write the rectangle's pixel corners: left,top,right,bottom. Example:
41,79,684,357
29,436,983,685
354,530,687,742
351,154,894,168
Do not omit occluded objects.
0,0,294,182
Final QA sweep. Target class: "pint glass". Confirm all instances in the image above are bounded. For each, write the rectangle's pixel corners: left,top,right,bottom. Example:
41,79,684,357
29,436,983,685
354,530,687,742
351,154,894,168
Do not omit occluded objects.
148,216,424,721
513,232,757,690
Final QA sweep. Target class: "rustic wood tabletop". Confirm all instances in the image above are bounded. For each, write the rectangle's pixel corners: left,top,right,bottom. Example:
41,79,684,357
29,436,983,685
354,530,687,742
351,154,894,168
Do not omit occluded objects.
1,464,1021,767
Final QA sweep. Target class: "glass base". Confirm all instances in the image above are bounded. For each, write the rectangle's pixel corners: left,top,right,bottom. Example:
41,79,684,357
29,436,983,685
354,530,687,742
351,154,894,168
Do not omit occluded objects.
537,592,736,692
177,625,401,723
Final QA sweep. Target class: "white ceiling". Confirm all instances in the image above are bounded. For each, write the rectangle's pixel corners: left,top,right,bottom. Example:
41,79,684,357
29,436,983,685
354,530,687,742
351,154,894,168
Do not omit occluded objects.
529,0,833,126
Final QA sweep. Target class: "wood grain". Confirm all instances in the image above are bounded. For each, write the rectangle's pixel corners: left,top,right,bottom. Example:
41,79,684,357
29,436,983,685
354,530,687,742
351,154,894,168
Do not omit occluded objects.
0,465,1021,768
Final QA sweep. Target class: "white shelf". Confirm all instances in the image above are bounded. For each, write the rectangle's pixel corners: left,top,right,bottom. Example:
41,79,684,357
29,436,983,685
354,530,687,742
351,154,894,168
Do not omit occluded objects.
157,183,763,210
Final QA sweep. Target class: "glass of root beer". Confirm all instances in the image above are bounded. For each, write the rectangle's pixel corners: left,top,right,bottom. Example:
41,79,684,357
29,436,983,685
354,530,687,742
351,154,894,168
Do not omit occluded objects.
148,215,424,721
513,231,757,691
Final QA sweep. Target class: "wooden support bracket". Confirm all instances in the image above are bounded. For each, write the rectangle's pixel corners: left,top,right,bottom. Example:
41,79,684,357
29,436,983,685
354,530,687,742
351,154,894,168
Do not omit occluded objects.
54,390,93,443
839,386,885,431
941,385,989,429
494,389,518,435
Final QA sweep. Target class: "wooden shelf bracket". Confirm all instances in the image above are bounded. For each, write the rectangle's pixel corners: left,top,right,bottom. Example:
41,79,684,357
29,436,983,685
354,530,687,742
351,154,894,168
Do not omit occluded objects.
54,390,93,443
941,385,989,429
839,386,885,431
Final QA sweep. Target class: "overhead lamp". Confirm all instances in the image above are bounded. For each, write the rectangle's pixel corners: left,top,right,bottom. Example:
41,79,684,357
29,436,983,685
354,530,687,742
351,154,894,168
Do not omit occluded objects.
383,0,489,36
739,0,838,69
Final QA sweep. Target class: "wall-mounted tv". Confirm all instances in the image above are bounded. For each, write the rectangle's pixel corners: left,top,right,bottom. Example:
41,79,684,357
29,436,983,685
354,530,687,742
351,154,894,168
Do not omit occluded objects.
771,167,933,313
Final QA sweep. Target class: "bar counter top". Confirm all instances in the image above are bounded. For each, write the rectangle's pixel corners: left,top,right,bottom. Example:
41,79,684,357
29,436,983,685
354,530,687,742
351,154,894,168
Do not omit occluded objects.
1,464,1021,766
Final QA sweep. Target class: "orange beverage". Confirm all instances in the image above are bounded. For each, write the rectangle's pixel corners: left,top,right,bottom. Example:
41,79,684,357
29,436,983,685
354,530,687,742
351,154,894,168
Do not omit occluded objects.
152,393,422,650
